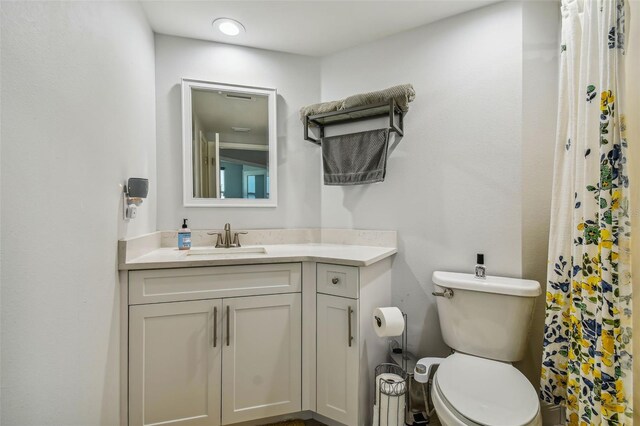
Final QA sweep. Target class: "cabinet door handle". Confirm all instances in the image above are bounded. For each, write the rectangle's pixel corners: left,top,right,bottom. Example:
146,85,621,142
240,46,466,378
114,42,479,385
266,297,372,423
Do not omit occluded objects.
226,305,230,347
213,306,218,347
331,277,340,285
348,306,354,347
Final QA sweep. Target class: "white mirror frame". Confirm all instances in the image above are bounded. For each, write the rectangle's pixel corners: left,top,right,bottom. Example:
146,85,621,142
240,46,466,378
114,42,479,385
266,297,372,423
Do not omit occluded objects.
181,79,278,207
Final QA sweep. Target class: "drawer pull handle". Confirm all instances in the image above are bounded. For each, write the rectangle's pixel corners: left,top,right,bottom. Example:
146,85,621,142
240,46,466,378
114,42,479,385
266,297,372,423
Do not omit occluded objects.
348,306,354,347
226,305,230,347
331,277,340,285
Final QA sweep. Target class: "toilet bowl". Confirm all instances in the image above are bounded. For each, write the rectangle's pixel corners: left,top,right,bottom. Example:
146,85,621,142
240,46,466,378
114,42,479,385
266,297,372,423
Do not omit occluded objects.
422,271,543,426
430,353,541,426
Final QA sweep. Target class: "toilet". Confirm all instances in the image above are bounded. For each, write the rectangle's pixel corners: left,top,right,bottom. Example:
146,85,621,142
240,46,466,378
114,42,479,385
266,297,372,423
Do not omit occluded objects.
417,271,543,426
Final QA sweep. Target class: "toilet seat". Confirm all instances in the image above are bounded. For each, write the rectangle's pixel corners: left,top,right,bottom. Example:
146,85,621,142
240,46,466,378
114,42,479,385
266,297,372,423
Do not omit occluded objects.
433,353,541,426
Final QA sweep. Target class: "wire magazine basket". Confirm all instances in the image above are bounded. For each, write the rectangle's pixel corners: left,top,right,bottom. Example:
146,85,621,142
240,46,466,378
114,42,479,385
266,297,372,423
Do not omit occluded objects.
374,363,408,426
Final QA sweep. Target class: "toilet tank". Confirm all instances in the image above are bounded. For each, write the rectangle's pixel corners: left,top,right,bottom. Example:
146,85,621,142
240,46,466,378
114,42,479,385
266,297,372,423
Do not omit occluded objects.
432,271,541,362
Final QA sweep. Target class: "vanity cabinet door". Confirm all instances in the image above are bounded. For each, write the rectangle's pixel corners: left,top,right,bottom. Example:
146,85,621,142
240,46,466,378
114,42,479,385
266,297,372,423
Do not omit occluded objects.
221,293,302,424
129,300,222,426
316,294,359,426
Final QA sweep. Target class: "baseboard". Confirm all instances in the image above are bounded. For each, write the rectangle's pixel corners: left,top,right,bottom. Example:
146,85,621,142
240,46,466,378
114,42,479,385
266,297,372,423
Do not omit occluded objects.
230,411,314,426
311,412,346,426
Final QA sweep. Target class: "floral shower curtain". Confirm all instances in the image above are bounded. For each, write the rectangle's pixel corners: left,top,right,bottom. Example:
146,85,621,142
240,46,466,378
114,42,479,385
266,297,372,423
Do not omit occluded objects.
540,0,634,425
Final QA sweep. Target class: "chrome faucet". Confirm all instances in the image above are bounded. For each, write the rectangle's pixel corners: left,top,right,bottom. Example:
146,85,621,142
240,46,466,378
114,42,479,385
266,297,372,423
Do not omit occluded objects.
223,223,232,248
207,223,247,248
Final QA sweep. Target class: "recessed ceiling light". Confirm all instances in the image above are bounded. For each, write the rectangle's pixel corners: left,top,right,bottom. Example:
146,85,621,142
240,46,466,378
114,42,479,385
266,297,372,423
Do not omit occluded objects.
212,18,245,36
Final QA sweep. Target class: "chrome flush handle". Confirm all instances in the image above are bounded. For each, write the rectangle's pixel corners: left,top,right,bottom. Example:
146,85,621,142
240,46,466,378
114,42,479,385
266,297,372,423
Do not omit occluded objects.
432,288,454,299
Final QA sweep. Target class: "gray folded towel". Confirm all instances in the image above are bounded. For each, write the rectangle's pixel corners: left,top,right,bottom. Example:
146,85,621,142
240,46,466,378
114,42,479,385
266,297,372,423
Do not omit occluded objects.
322,128,390,185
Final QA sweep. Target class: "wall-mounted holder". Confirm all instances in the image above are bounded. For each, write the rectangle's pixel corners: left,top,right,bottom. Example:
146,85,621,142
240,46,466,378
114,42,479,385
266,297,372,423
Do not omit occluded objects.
304,99,404,145
123,178,149,220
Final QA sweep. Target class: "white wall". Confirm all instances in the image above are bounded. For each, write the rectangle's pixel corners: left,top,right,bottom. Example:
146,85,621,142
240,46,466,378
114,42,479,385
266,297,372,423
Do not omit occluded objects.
520,0,560,380
154,35,321,230
0,2,156,424
320,1,525,357
520,3,561,422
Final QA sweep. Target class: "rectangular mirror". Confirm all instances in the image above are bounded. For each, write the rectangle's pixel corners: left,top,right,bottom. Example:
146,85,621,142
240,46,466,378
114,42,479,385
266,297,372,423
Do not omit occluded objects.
182,79,277,207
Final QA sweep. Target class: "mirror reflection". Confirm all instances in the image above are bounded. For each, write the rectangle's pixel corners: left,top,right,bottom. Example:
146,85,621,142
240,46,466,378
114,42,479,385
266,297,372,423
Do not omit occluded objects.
191,88,270,199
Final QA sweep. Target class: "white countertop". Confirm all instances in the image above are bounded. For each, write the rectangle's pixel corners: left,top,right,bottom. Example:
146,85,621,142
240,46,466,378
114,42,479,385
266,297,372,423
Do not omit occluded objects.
120,243,397,270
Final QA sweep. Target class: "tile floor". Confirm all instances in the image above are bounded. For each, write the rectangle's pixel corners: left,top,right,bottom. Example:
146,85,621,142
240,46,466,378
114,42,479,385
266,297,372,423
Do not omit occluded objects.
268,413,441,425
304,417,440,425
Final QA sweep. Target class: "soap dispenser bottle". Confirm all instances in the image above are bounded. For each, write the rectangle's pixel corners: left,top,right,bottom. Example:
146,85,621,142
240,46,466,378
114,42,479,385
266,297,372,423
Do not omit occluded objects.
475,253,486,278
178,219,191,250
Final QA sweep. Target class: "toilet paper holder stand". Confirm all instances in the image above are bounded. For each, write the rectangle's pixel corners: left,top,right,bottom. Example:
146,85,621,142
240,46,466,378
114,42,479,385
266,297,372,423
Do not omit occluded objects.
380,312,432,425
375,311,408,372
373,309,413,425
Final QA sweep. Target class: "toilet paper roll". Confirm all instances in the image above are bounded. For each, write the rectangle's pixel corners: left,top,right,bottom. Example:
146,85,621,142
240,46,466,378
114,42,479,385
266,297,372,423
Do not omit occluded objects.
373,373,406,426
373,307,405,337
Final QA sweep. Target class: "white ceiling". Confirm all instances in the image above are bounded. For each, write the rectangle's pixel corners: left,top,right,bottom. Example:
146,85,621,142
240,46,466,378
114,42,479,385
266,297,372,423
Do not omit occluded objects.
141,1,500,57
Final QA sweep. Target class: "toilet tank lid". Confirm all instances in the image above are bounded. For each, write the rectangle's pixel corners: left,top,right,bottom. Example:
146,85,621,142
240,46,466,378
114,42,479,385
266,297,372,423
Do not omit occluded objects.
432,271,541,297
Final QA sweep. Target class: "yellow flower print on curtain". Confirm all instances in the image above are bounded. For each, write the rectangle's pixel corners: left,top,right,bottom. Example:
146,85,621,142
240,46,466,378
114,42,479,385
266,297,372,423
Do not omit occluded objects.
541,0,633,425
601,90,615,112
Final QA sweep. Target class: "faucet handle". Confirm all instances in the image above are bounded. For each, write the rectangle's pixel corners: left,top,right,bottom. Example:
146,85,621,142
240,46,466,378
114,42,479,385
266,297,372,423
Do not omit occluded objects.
232,232,248,247
207,232,224,248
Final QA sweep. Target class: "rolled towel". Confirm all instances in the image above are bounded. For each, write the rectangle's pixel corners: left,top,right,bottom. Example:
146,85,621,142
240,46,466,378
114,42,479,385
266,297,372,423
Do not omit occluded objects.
299,83,415,123
299,100,343,122
342,84,415,112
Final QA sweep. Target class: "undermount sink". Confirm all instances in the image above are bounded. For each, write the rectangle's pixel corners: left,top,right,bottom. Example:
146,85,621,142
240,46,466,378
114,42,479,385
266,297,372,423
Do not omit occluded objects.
186,246,267,256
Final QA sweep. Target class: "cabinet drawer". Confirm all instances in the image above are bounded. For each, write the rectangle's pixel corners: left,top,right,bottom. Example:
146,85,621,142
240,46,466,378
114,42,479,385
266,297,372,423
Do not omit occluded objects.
317,263,358,299
129,263,301,305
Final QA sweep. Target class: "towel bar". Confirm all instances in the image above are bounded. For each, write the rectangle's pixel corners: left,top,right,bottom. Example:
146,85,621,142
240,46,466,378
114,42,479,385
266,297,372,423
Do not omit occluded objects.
303,99,404,145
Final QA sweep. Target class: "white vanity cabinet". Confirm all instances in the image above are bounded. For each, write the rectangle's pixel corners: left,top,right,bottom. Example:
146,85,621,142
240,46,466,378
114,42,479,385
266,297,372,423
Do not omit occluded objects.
121,250,394,426
127,263,302,426
315,261,391,426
